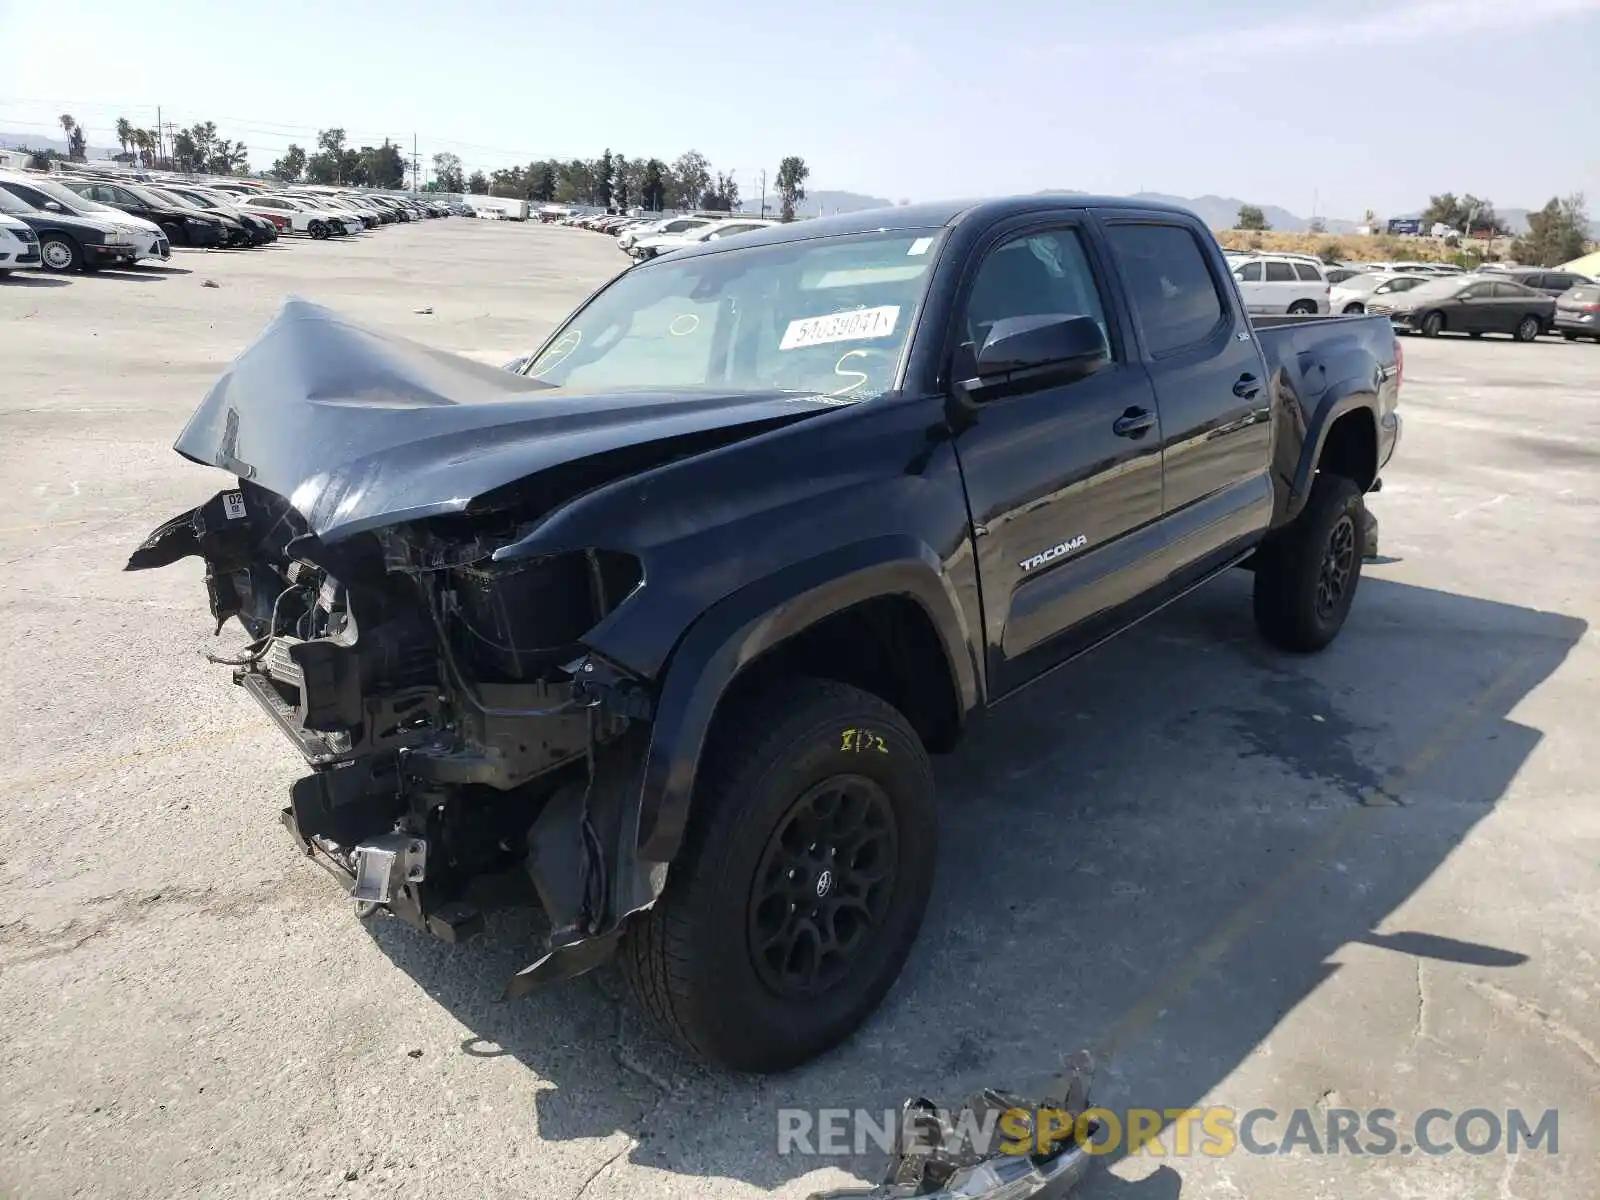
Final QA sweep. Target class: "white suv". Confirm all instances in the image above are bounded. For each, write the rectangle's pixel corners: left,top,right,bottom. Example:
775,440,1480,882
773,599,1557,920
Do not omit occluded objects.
1229,254,1330,314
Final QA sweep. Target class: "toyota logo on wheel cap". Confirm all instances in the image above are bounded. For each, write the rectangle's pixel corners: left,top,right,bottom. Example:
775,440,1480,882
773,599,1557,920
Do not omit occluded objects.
815,869,834,898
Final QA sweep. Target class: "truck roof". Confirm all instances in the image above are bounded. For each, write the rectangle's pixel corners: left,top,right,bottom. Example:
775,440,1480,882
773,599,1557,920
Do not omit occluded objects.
664,194,1203,261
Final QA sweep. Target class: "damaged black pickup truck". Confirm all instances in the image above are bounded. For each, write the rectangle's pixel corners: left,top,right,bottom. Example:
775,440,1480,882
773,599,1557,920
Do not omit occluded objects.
130,196,1400,1073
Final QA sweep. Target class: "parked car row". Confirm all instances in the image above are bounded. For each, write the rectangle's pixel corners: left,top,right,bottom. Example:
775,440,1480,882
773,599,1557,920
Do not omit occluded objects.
1368,273,1567,341
1326,264,1596,342
0,169,454,274
562,209,782,260
1220,247,1595,343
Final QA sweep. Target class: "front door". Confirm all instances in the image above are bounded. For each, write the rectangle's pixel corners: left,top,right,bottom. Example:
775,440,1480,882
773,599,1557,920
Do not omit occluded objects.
1454,280,1494,333
950,218,1165,698
1233,260,1266,312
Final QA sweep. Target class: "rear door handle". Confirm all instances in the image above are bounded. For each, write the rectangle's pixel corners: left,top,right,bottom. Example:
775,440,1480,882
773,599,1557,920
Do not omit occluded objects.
1233,373,1260,399
1113,408,1156,438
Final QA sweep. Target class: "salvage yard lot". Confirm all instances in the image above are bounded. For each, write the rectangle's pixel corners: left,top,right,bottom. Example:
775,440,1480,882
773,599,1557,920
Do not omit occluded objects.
2,220,1597,1200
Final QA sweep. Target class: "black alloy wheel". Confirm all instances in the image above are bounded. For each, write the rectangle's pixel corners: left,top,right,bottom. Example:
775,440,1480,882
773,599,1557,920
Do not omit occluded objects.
748,775,898,998
1315,513,1357,623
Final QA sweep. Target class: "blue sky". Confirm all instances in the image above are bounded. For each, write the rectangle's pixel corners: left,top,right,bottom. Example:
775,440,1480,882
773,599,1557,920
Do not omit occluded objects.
1,0,1596,219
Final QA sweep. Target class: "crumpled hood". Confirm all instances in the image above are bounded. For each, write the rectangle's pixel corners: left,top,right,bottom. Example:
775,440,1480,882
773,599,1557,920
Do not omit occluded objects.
173,298,835,544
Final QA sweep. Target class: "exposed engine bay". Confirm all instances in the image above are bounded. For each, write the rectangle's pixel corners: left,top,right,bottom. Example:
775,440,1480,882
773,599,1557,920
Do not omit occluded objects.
129,480,654,981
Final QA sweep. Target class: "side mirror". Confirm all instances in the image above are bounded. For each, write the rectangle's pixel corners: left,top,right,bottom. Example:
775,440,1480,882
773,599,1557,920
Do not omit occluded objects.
44,201,63,212
501,356,530,374
961,314,1110,400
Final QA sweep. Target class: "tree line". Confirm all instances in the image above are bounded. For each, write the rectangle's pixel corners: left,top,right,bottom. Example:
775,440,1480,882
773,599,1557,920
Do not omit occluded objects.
267,131,407,189
430,149,811,220
1232,191,1591,267
29,115,254,176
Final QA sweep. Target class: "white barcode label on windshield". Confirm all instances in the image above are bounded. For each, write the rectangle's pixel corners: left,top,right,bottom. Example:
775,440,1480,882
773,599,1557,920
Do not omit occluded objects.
223,491,247,520
780,305,900,351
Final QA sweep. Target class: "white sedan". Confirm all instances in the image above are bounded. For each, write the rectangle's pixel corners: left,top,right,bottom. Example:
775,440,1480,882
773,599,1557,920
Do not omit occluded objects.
236,196,358,239
618,216,713,251
630,217,779,259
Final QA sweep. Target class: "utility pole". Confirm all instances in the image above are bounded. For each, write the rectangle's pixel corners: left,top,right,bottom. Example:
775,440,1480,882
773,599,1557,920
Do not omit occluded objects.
160,121,178,170
412,132,420,193
155,106,162,168
759,168,767,219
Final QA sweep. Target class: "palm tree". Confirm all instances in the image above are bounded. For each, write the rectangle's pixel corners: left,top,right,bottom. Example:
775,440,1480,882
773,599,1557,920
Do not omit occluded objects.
115,117,133,159
131,129,153,168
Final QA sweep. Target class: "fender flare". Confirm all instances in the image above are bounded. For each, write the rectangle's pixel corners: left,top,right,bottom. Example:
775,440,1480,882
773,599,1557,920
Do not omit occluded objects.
1284,389,1379,525
630,534,982,865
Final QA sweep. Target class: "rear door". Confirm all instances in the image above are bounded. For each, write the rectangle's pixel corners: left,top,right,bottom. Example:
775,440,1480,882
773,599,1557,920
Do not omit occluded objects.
1293,261,1328,312
1262,260,1299,312
948,214,1165,696
1492,280,1545,331
1096,214,1274,586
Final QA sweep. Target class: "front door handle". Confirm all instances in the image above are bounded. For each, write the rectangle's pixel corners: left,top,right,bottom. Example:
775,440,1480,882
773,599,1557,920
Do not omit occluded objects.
1113,407,1156,438
1233,373,1261,399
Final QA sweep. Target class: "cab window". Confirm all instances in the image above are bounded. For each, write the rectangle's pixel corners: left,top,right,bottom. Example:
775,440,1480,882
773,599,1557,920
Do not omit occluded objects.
963,228,1112,359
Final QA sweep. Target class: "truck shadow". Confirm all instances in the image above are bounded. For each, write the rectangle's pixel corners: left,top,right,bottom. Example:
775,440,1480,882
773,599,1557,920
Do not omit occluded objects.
363,571,1584,1195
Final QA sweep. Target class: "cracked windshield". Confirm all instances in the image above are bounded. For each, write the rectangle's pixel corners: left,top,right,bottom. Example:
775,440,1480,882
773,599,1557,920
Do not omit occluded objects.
524,230,941,400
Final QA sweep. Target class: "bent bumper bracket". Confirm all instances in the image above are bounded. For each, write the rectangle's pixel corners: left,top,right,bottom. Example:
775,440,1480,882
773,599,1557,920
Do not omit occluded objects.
808,1051,1099,1200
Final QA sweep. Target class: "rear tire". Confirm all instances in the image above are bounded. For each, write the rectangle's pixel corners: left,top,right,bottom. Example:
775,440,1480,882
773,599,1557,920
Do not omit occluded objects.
621,677,937,1073
1562,332,1578,341
1514,315,1541,343
1469,331,1483,338
1253,473,1365,654
1342,302,1365,315
1288,300,1318,315
1420,311,1444,337
309,220,327,240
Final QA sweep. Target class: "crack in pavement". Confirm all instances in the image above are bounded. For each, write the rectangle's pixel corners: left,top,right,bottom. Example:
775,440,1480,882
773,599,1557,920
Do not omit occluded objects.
1468,978,1600,1075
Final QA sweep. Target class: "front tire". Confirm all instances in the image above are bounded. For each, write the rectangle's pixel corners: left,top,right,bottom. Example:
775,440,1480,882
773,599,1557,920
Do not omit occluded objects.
1253,473,1365,654
1288,300,1318,315
1420,311,1444,337
622,677,937,1073
1342,302,1365,315
1514,315,1541,343
308,220,327,240
39,234,82,273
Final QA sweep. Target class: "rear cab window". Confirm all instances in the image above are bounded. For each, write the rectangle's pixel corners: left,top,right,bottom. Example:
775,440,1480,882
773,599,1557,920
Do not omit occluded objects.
1293,262,1324,281
1104,223,1228,356
1264,262,1296,282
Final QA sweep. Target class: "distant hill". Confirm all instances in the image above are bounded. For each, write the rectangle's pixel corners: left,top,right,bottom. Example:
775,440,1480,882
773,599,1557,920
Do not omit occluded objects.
1125,192,1363,234
737,189,894,218
0,131,123,162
